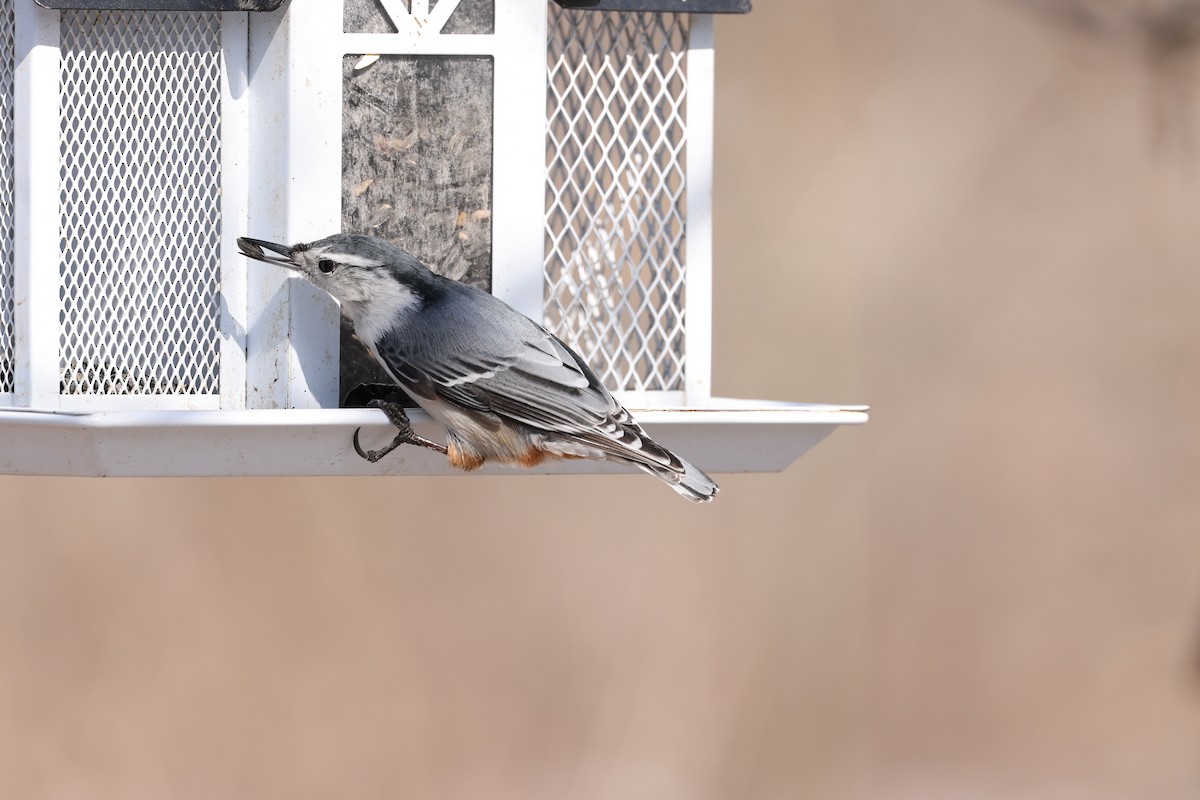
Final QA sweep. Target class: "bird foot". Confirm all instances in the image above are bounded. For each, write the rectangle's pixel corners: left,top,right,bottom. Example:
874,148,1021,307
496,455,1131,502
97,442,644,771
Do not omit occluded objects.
353,399,448,463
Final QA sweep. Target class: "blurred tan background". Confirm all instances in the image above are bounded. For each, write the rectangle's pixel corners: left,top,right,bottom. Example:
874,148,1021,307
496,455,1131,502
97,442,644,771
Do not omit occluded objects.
4,0,1200,796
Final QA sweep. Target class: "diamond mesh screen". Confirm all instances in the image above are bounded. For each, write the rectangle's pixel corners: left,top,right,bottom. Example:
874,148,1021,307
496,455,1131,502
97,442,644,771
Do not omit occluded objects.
59,11,222,396
544,8,688,392
0,0,14,393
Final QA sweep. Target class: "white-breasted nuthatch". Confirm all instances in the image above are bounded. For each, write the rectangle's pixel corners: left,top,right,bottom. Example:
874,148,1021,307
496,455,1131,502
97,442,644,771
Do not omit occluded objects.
238,233,719,502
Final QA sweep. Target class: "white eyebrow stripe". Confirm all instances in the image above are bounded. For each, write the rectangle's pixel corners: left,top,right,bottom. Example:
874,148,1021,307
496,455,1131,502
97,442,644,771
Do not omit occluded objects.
334,254,386,268
310,247,384,268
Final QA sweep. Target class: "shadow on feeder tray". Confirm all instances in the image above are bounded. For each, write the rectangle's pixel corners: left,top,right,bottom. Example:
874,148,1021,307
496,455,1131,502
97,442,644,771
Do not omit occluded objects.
342,382,418,411
340,322,418,410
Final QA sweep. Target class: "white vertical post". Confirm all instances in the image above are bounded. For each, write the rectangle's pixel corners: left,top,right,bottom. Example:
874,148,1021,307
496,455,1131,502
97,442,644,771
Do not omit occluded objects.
684,14,714,407
219,9,248,409
283,0,341,409
245,3,290,410
246,1,341,409
12,0,59,410
489,0,547,321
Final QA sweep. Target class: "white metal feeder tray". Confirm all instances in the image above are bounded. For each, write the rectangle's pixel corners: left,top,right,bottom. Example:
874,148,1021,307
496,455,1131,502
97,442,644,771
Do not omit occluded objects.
0,0,866,478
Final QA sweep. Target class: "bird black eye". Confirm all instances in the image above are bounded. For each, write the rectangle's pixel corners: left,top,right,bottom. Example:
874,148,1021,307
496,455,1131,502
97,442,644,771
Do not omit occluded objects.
318,259,337,274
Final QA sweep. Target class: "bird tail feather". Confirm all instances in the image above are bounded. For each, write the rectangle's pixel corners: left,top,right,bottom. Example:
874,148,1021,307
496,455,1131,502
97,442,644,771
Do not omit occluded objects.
561,422,719,503
641,457,719,503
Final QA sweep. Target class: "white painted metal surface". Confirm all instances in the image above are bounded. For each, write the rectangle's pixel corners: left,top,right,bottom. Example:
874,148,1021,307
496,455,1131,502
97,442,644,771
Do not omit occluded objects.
0,0,867,477
218,9,248,410
246,0,341,410
684,14,714,405
0,402,868,477
11,0,57,410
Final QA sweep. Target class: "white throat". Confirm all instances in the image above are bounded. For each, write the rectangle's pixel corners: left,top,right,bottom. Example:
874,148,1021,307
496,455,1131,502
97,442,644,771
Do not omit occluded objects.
342,278,423,347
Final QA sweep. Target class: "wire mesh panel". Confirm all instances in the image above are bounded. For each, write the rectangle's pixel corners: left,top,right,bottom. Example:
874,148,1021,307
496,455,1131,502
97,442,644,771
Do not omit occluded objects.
0,0,14,394
544,7,688,393
59,10,222,396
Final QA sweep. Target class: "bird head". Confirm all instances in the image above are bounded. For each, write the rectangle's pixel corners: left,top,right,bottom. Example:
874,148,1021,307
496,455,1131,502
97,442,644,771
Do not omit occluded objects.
237,233,424,307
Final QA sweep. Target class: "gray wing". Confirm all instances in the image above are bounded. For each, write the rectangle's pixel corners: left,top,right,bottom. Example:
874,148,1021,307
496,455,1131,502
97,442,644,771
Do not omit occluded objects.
374,288,682,472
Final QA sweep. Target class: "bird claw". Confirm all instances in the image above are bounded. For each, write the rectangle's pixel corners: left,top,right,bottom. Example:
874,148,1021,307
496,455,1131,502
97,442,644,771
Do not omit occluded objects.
352,426,393,463
352,399,448,463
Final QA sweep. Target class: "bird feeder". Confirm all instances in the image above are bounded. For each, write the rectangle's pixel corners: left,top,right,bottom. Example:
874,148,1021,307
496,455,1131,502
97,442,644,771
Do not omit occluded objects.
0,0,865,477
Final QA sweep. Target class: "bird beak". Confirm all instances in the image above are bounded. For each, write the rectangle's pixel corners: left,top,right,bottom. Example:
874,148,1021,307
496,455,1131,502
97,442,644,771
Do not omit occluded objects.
237,237,299,269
